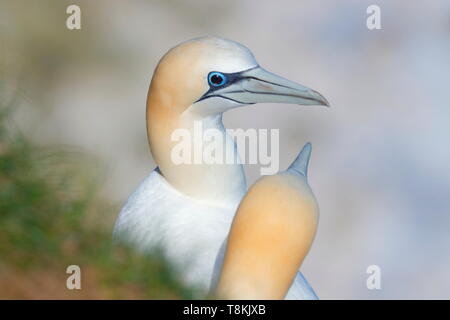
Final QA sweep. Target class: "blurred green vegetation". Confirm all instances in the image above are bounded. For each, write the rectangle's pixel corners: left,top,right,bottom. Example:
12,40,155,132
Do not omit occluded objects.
0,96,196,299
0,0,229,299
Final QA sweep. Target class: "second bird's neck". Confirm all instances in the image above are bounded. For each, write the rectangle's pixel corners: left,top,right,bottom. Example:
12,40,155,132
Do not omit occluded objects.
148,108,246,208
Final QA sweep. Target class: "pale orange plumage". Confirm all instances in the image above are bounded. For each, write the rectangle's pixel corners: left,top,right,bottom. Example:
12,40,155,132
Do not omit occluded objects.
217,144,318,299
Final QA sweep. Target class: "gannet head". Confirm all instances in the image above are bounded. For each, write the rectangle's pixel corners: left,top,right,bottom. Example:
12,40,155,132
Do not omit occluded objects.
216,143,319,299
148,36,328,119
146,37,327,203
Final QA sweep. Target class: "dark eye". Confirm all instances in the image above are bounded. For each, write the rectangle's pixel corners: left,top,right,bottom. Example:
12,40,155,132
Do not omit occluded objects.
208,72,227,87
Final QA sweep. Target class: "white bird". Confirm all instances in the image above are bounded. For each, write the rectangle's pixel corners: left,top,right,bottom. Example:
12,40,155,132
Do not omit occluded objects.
216,143,319,299
113,37,327,299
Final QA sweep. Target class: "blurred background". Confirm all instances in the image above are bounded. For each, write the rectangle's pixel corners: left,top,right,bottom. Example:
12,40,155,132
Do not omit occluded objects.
1,0,449,299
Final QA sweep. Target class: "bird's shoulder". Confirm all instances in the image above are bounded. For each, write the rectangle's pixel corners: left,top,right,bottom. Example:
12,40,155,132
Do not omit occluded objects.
113,168,234,250
113,169,194,237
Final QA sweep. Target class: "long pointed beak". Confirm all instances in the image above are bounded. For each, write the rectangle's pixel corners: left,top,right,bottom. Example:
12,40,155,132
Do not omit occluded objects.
212,67,329,106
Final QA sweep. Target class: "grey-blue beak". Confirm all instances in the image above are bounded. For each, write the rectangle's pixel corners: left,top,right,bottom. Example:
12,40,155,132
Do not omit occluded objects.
211,67,329,106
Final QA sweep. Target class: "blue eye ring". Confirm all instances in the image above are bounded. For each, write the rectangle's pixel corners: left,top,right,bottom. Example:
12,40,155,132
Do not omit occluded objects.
208,72,227,87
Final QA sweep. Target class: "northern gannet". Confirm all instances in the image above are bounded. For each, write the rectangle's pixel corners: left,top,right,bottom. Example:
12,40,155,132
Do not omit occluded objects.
216,143,319,299
113,37,327,298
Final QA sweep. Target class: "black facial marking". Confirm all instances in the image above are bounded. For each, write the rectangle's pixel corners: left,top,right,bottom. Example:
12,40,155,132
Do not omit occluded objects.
196,66,259,103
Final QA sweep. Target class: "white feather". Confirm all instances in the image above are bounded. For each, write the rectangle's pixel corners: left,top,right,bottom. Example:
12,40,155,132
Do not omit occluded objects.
114,169,318,299
113,169,236,288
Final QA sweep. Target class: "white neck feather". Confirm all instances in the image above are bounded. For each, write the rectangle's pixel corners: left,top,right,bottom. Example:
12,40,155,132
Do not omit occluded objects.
159,111,247,208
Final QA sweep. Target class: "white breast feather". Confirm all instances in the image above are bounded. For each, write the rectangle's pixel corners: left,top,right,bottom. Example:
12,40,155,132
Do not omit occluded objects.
113,169,318,299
